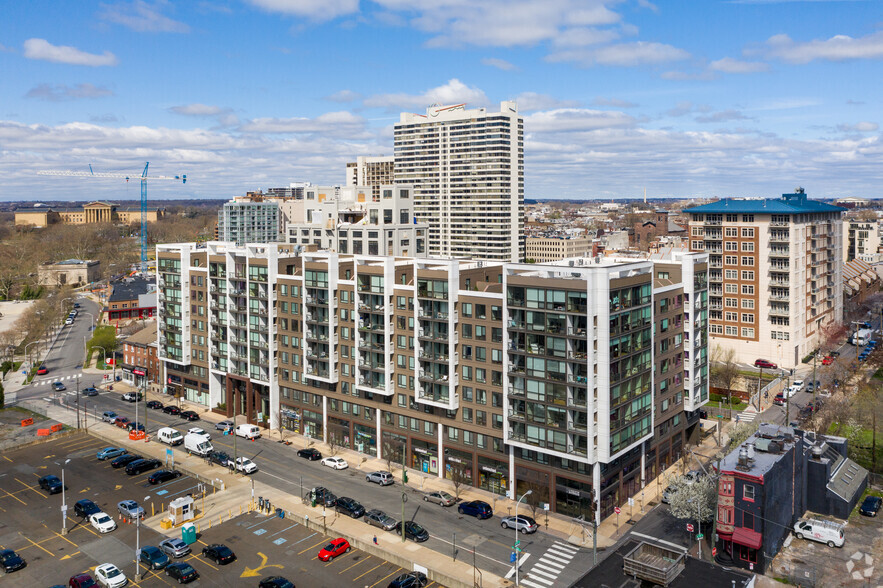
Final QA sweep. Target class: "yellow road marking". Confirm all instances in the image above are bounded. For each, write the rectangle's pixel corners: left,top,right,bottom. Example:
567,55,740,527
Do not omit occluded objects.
3,456,12,462
240,551,284,577
340,555,373,573
353,562,386,581
54,530,78,548
298,537,328,555
0,488,28,505
23,536,55,557
69,517,99,536
187,553,218,571
60,550,81,560
15,478,45,497
369,567,403,587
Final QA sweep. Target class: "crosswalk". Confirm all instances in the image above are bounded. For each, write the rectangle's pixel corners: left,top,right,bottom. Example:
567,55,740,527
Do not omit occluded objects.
32,373,88,387
519,541,580,588
737,406,758,424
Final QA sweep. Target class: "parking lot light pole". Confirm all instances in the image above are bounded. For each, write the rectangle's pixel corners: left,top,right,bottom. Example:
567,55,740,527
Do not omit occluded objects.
135,494,151,581
58,459,71,534
515,489,532,588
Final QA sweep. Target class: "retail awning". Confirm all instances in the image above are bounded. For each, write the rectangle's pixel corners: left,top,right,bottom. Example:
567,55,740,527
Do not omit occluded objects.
732,526,762,549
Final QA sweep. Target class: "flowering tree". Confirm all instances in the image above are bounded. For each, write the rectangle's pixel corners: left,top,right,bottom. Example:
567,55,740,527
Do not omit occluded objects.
667,474,717,524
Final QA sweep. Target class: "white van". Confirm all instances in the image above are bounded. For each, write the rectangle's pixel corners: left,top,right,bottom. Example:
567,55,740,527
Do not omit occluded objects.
157,427,184,446
235,424,261,440
793,518,845,547
183,432,213,456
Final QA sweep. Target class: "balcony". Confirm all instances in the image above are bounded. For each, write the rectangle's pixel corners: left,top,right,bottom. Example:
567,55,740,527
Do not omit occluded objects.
769,306,790,317
703,219,722,226
770,220,789,227
769,247,790,258
769,232,790,243
769,278,789,286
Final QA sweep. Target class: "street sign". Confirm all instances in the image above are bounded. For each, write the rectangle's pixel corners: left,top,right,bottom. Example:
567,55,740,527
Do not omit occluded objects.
686,523,694,532
614,506,621,514
627,498,634,507
510,552,517,563
712,547,717,556
696,533,704,539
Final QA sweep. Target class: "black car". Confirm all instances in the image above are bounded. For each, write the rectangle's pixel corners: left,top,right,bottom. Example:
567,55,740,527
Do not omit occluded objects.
0,549,26,573
393,520,429,542
38,474,63,494
860,495,882,517
74,499,101,518
388,571,427,588
146,400,163,409
334,496,365,518
297,448,322,460
148,470,182,485
162,405,181,415
311,486,337,507
457,500,493,519
125,458,161,475
82,386,99,396
126,421,146,432
111,454,142,468
201,543,236,565
259,577,295,588
139,545,170,570
208,450,233,467
180,410,200,421
165,562,199,583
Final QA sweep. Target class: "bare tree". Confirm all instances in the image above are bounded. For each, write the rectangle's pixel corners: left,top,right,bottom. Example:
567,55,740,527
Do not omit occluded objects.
710,345,740,414
522,480,551,519
855,381,883,473
449,463,469,500
382,438,403,473
819,321,848,355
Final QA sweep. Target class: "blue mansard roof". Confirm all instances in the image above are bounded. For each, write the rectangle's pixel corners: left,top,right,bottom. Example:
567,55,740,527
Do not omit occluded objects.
684,191,846,215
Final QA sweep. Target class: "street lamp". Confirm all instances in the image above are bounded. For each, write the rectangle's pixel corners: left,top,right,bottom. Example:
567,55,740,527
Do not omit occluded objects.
688,496,703,559
135,494,151,581
514,489,532,588
57,459,71,535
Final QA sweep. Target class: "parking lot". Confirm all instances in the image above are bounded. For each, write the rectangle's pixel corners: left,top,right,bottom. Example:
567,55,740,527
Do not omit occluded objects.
771,505,883,586
0,433,426,587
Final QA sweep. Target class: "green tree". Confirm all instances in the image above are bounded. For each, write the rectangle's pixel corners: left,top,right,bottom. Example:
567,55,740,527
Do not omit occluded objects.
88,325,118,366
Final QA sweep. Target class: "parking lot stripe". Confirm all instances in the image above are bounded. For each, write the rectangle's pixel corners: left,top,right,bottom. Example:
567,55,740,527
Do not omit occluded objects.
15,478,44,497
246,518,273,529
3,456,11,462
369,567,403,587
70,517,99,536
292,531,318,545
187,554,218,571
299,538,329,555
339,555,373,574
23,536,55,557
163,483,201,499
325,549,357,566
268,522,299,537
53,530,78,547
353,562,386,581
1,488,28,505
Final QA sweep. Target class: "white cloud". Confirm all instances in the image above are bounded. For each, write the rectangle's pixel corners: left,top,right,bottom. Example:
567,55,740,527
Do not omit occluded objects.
551,27,620,48
363,79,488,110
170,103,228,116
325,89,363,103
709,56,770,73
549,41,690,67
246,0,359,21
23,38,118,66
239,111,367,136
837,122,879,133
25,83,114,101
592,97,638,108
660,69,716,81
695,109,751,123
98,0,190,33
481,57,517,71
514,93,581,112
525,108,635,132
762,31,883,64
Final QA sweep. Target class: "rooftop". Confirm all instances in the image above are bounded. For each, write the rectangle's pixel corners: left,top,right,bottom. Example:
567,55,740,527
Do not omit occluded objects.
684,191,845,215
108,276,154,303
125,323,157,347
719,423,799,478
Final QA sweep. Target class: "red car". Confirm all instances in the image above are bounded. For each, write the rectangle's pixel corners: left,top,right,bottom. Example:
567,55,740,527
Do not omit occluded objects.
113,417,131,428
773,394,785,406
37,366,49,375
822,356,834,365
317,538,350,561
69,573,98,588
754,359,777,369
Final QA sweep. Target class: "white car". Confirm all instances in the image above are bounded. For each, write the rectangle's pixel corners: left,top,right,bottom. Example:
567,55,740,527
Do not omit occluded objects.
188,427,210,439
89,512,117,534
321,456,348,470
95,562,128,588
789,379,804,395
234,457,258,474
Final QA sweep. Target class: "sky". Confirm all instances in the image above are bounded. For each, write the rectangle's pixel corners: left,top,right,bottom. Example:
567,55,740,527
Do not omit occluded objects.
2,0,883,202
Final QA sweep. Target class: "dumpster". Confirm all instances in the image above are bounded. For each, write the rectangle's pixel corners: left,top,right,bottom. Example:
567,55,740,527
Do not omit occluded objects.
181,522,196,545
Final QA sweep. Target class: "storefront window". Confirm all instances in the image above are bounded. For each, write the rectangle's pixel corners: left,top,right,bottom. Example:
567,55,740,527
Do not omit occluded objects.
555,477,594,519
444,448,473,484
411,438,439,475
354,423,377,457
477,455,508,495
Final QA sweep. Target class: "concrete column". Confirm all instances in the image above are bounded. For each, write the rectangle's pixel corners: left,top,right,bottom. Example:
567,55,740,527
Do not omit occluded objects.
375,408,382,460
593,461,601,526
225,376,233,417
246,379,253,424
322,395,328,443
437,423,444,479
508,445,516,496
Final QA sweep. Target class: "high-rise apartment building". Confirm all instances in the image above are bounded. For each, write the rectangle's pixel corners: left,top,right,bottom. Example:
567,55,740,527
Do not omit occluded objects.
394,102,524,262
844,218,881,262
525,235,594,262
346,156,395,202
217,199,280,245
685,189,845,368
156,243,707,522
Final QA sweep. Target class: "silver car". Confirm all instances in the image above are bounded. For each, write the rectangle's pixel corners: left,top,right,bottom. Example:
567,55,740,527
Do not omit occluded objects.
423,490,456,506
159,537,192,558
366,471,394,486
117,500,144,520
501,515,538,534
364,509,397,531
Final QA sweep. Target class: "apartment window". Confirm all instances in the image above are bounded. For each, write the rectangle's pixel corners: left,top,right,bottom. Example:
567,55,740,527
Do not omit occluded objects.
743,484,755,501
741,271,755,281
741,328,755,338
741,228,755,238
725,227,738,237
692,240,704,250
741,285,755,295
725,298,738,308
741,256,754,266
742,215,754,222
725,270,738,280
725,284,738,293
691,227,705,236
741,299,755,309
462,407,473,423
710,324,723,334
741,242,755,252
725,241,738,251
741,313,754,323
726,214,738,222
725,326,738,335
725,312,738,321
725,256,738,265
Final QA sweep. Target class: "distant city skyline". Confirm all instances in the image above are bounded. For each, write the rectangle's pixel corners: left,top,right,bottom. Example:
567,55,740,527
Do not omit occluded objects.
2,1,883,201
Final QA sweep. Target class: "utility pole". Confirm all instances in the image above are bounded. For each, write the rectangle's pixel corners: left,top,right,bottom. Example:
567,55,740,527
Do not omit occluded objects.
812,318,821,409
75,374,80,429
756,366,763,411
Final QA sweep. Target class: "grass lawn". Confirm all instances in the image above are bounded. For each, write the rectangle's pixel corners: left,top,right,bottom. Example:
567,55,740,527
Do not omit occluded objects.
705,400,745,411
737,370,778,381
828,422,883,474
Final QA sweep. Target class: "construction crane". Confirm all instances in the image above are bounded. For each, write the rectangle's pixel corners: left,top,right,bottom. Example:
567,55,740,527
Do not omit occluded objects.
38,163,186,273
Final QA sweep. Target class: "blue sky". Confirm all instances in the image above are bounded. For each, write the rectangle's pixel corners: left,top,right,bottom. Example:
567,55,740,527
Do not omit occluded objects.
2,0,883,202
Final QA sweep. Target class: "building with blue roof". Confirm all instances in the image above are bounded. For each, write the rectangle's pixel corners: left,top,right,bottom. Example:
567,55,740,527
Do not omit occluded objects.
684,189,845,369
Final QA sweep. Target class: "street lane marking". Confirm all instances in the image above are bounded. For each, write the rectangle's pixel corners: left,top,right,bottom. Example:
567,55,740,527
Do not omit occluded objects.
3,456,11,463
503,553,531,579
525,574,553,586
240,551,284,578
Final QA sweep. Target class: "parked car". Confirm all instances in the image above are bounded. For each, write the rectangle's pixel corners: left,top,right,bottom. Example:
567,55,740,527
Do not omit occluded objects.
829,350,841,358
162,405,181,415
89,512,117,534
500,515,538,534
215,420,233,431
334,497,366,518
311,486,337,507
297,448,322,460
126,422,145,432
188,427,209,438
387,571,428,588
234,457,258,474
148,470,182,485
97,447,127,460
201,544,236,565
82,386,99,396
364,509,397,531
165,562,198,583
394,521,429,542
423,491,456,506
208,450,233,467
805,380,822,393
366,471,394,486
146,400,163,409
318,538,351,561
139,545,169,570
458,500,493,519
113,416,130,429
121,392,142,402
39,474,63,494
111,454,142,469
793,518,844,547
94,563,127,588
159,538,191,559
821,356,834,365
117,500,144,520
74,499,101,518
773,394,785,406
859,495,882,517
321,456,348,470
36,366,49,375
754,359,777,369
259,577,295,588
180,410,200,421
54,382,66,391
102,411,118,423
69,574,98,587
126,458,161,475
0,549,26,573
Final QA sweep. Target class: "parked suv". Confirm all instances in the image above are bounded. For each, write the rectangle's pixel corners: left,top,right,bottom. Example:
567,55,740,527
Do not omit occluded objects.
500,515,538,534
334,497,365,518
74,499,101,518
126,458,161,475
364,509,397,531
754,359,777,369
365,471,394,486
